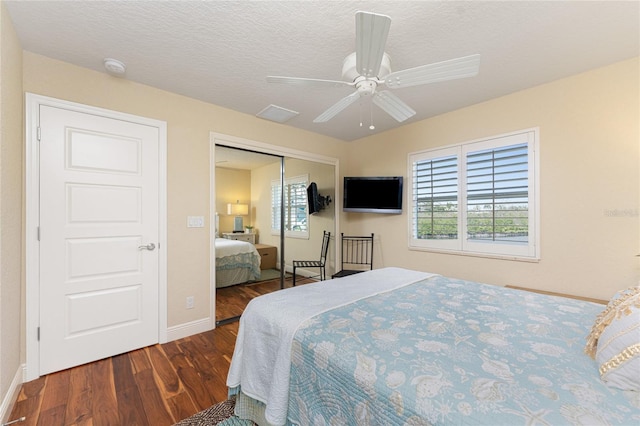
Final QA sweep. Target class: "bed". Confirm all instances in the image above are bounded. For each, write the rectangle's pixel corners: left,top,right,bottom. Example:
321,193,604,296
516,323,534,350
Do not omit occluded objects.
227,267,640,425
214,237,261,288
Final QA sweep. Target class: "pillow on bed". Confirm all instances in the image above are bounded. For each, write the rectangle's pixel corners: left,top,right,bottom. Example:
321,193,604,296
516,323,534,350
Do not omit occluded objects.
584,286,640,391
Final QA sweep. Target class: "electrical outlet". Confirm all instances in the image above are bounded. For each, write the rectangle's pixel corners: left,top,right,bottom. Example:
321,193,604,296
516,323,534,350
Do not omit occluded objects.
186,296,194,309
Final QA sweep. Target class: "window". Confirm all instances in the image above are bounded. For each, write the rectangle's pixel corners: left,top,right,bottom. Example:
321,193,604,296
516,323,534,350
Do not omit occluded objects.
409,129,539,260
271,174,309,239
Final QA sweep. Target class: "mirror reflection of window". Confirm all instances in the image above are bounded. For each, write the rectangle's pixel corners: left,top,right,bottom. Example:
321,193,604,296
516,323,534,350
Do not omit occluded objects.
271,175,309,238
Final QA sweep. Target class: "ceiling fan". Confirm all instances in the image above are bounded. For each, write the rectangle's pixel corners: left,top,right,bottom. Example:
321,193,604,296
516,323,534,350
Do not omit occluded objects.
266,11,480,126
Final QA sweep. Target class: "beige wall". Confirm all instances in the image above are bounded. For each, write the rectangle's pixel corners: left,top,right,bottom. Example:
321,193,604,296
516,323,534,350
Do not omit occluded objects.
250,161,280,247
22,52,347,330
0,0,23,414
345,57,639,301
215,167,252,235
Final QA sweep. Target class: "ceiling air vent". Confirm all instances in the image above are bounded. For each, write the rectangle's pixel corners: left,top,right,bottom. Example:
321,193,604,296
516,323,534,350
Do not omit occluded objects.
256,104,299,123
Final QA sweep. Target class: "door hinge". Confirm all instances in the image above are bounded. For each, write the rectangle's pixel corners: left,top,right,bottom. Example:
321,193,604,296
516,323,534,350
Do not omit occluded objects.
37,327,40,341
37,226,40,241
37,126,41,141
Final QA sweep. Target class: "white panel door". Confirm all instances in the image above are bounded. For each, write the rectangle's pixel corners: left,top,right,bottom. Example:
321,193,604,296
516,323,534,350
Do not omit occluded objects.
39,105,160,375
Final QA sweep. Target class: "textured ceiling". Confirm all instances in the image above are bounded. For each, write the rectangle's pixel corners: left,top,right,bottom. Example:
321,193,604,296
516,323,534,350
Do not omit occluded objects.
5,1,639,142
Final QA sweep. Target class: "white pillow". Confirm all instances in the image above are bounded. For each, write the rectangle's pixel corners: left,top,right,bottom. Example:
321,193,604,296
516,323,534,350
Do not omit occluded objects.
590,287,640,391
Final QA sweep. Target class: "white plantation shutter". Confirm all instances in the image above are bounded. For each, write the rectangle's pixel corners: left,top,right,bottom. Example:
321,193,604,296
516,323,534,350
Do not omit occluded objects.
409,129,538,260
410,146,460,251
288,180,307,232
466,143,529,243
271,180,281,233
271,174,309,238
413,155,458,239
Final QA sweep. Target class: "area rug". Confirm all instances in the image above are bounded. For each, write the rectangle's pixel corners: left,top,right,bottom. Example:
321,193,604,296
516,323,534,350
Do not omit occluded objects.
256,268,281,282
247,268,292,284
173,396,255,425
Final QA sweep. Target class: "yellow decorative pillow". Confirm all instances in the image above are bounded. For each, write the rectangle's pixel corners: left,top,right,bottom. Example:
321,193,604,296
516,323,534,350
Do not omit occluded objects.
585,286,640,358
585,286,640,391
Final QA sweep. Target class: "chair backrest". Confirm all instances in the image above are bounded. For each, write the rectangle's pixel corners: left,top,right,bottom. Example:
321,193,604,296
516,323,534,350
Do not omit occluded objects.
319,231,331,265
339,233,374,271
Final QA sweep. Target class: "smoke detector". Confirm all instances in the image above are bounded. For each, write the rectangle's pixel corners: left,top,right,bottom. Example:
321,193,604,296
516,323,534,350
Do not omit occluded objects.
103,58,126,77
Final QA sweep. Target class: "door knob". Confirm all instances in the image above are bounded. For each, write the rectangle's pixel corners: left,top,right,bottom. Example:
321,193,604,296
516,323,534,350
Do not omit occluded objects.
138,243,156,251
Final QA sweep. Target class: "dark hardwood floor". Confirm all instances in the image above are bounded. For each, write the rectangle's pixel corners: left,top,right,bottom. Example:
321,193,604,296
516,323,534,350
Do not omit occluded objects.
216,272,313,322
9,275,316,426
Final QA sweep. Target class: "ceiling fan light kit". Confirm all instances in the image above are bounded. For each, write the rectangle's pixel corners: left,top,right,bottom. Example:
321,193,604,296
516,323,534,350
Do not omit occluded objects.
266,11,480,128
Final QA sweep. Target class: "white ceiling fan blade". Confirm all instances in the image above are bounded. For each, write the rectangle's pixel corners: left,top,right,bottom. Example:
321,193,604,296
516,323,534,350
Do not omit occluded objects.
372,90,416,122
266,76,353,88
313,91,360,123
355,11,391,78
384,54,481,89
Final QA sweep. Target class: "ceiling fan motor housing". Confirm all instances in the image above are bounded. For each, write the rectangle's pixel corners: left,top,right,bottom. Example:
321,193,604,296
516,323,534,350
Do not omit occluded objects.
342,51,392,82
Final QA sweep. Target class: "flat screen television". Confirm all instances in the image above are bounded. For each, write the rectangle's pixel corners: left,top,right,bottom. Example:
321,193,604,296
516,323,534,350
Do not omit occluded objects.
343,176,403,214
307,182,331,215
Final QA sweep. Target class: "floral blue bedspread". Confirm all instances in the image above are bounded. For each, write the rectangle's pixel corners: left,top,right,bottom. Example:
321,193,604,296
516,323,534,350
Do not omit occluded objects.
216,251,261,279
288,275,640,425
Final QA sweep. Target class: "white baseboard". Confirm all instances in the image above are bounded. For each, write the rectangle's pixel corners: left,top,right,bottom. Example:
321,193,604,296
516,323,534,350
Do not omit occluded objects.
0,364,25,424
166,317,213,342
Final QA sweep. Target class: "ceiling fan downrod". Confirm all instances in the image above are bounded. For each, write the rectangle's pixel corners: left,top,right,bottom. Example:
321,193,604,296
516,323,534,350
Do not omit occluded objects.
369,103,375,130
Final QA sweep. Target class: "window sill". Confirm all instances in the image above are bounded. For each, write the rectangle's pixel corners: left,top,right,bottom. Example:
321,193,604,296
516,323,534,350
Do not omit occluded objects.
408,245,540,263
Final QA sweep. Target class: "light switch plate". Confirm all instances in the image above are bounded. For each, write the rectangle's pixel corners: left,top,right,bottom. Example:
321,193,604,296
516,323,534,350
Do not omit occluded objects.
187,216,205,228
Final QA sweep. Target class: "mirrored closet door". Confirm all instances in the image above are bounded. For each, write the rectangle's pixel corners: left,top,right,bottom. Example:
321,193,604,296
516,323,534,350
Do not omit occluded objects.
213,144,336,325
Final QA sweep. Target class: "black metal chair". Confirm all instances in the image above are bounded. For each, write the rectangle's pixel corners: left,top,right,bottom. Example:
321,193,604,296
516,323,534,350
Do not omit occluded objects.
332,233,374,278
292,231,331,286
